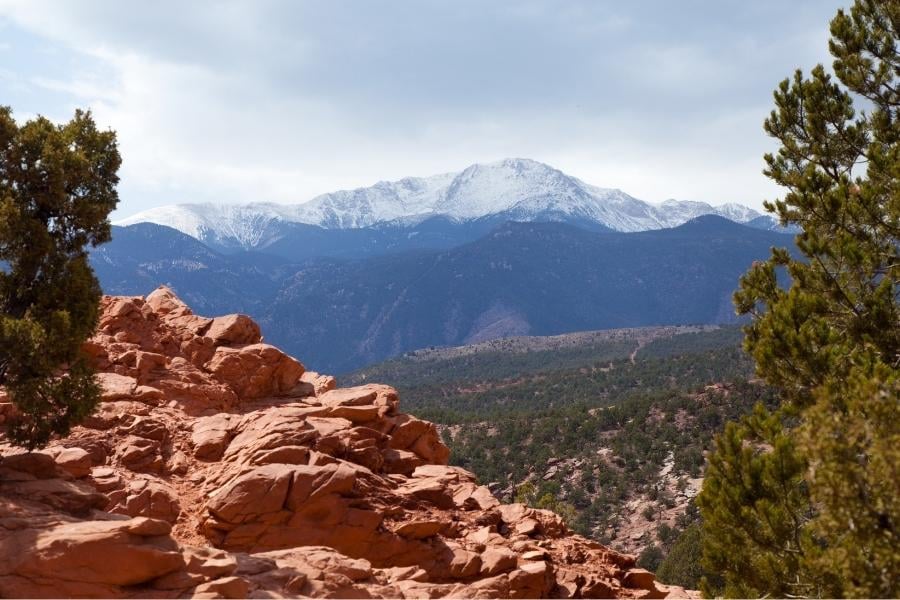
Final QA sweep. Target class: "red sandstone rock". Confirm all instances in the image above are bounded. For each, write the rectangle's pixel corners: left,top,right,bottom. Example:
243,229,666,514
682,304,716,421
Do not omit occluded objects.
0,517,185,596
509,560,553,599
299,370,337,396
0,289,697,599
193,575,250,599
191,414,234,461
394,519,444,539
96,372,139,401
482,547,519,576
50,447,93,478
108,477,182,522
1,450,59,479
204,314,261,346
205,343,304,399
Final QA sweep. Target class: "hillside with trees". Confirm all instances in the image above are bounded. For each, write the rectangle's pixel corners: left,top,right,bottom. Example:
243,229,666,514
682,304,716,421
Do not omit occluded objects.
346,325,770,584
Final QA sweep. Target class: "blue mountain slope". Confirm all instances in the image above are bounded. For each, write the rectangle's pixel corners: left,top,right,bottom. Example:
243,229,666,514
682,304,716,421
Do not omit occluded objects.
92,216,793,373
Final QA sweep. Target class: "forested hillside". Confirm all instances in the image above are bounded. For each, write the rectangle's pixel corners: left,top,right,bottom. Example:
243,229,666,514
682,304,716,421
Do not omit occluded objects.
345,326,773,586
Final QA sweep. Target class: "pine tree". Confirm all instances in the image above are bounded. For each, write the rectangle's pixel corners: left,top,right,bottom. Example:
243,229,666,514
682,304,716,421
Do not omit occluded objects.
656,523,704,590
802,367,899,596
697,406,836,597
0,107,120,448
700,1,899,596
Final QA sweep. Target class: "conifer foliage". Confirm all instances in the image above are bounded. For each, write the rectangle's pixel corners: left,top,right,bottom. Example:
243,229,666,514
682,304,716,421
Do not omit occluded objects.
699,1,899,597
0,108,120,449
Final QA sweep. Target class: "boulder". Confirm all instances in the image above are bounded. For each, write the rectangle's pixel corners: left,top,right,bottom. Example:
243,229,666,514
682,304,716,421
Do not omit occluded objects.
205,344,304,399
3,478,107,516
51,447,92,478
480,548,518,576
299,371,337,396
204,314,261,346
116,435,163,472
96,372,138,401
624,568,657,590
206,464,293,524
508,561,552,599
394,520,443,539
1,451,59,479
145,286,193,319
1,518,184,590
218,407,319,468
192,415,234,461
193,576,250,599
108,477,181,522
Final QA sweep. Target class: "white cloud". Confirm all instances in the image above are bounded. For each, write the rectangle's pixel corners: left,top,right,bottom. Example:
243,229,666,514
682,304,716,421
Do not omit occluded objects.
0,0,845,217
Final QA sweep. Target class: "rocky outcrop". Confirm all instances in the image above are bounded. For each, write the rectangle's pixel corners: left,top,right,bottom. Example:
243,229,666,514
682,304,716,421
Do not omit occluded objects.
0,287,695,598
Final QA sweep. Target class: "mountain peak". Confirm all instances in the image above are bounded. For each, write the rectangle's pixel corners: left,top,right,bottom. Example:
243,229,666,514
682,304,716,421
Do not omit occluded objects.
115,159,763,249
479,157,559,172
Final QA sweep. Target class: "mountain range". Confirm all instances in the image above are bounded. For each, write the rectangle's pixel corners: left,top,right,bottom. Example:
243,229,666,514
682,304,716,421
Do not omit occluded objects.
98,158,798,371
92,216,794,373
114,158,783,256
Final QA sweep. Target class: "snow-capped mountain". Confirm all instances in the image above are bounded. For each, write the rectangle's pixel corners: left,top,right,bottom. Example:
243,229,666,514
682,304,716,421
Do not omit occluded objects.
115,158,765,250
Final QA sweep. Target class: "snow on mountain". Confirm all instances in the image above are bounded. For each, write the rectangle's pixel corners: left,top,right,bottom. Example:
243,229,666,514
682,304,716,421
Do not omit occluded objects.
654,199,762,228
115,203,295,249
114,158,764,248
289,172,457,228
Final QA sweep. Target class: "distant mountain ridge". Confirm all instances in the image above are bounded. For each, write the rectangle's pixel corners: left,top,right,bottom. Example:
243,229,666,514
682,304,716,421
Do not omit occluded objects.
115,158,777,252
93,215,795,372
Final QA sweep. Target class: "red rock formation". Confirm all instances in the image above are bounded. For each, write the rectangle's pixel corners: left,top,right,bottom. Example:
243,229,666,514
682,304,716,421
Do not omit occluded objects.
0,287,697,598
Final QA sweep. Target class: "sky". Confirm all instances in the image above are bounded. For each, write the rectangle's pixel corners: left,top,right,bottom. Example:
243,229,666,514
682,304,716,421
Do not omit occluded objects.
0,1,847,218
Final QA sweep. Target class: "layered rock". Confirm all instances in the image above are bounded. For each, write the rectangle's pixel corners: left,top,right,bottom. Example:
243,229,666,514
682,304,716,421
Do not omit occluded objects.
0,287,695,598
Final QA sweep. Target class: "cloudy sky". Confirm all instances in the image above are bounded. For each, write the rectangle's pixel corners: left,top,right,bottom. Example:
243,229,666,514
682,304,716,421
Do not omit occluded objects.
0,1,845,218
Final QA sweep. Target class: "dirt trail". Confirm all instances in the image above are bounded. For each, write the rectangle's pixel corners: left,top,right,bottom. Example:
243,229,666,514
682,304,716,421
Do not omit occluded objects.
629,339,647,364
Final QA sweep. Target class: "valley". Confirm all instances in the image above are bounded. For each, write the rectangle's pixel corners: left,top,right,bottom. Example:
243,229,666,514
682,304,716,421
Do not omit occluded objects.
345,326,773,588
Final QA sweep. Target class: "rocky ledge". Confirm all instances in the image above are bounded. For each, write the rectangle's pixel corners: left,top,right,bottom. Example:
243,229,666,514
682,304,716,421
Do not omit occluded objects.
0,287,694,599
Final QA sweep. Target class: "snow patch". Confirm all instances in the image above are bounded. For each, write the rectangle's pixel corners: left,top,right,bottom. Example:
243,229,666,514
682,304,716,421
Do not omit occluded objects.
115,158,763,249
